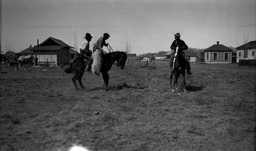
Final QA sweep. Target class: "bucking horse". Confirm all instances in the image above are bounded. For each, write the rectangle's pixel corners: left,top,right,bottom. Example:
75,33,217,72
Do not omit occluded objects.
170,47,187,93
65,51,127,91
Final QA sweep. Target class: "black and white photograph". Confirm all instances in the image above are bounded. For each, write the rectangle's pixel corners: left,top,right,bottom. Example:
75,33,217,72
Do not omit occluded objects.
1,0,255,150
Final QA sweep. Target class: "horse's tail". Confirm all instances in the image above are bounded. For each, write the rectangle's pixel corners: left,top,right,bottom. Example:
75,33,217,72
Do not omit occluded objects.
91,49,102,75
64,63,73,74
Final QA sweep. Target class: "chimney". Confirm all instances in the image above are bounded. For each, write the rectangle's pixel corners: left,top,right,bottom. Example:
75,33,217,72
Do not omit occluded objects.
30,45,32,47
37,39,39,48
217,41,219,45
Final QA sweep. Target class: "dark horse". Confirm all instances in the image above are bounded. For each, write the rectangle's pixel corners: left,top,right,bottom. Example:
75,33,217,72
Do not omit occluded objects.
65,51,127,91
170,48,187,93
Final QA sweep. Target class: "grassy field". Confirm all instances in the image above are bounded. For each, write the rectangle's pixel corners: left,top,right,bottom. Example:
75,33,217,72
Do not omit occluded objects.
0,62,255,151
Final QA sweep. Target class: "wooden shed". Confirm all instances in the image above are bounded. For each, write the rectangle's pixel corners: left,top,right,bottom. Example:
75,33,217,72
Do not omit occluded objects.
32,37,72,66
204,41,232,64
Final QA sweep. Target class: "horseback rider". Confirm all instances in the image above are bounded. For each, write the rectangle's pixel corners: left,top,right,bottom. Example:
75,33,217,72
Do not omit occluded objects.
91,33,111,75
170,33,192,75
80,33,93,71
93,33,111,53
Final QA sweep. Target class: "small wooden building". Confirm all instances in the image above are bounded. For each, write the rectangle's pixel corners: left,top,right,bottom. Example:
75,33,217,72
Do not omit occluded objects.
4,51,18,62
204,41,232,64
69,48,78,63
32,37,72,66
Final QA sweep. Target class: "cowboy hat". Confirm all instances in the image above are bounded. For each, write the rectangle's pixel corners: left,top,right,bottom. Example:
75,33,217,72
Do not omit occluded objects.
103,33,110,38
84,33,93,39
174,33,180,38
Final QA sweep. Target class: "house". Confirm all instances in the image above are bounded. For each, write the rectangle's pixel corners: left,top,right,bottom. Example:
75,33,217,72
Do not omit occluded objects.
236,41,256,63
164,52,172,59
184,50,197,63
126,53,137,63
204,41,232,64
69,48,78,63
32,37,73,66
4,51,18,62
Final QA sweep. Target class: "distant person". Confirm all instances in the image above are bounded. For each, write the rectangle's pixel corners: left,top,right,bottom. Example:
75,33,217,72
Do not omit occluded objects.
91,33,111,75
170,33,192,75
35,56,38,66
79,33,93,71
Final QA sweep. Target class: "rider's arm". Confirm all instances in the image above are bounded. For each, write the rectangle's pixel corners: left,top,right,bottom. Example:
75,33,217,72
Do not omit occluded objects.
181,41,188,50
103,40,109,47
170,41,176,50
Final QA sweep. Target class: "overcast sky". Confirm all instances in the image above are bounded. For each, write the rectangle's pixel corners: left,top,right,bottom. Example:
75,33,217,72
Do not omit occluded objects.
1,0,256,54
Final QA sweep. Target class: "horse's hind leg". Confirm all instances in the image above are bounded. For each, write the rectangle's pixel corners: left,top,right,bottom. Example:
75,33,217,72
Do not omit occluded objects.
170,73,175,93
181,73,187,93
72,74,79,90
102,71,109,91
173,72,179,93
77,72,85,89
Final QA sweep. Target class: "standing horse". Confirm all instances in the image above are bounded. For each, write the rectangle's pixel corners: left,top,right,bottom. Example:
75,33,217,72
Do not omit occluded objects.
65,51,127,91
170,47,187,93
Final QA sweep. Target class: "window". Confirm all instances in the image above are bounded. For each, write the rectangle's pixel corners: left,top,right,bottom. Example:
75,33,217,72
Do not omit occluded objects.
239,52,241,57
224,53,228,60
252,51,255,56
206,53,209,60
214,53,217,60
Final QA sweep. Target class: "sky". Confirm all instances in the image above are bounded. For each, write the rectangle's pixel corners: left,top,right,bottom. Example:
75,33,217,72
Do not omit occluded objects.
1,0,256,55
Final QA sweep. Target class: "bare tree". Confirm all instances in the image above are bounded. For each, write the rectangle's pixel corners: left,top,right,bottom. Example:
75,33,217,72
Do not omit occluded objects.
125,41,132,53
73,33,78,52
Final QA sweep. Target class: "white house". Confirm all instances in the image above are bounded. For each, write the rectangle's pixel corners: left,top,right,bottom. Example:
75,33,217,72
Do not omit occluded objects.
236,41,256,63
204,41,233,64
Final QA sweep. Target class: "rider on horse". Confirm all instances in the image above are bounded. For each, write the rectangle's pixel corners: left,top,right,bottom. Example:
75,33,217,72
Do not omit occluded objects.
170,33,192,75
91,33,111,75
79,33,93,71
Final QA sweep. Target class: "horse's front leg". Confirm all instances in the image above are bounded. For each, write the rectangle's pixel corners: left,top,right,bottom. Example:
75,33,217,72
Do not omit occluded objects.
72,73,79,90
170,73,175,93
102,71,109,91
78,72,85,89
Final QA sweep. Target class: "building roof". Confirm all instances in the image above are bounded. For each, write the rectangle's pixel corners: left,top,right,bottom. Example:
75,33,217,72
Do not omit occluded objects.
185,50,197,57
127,53,136,57
236,40,256,50
205,41,232,52
70,48,78,54
32,37,73,51
19,46,34,54
39,37,71,47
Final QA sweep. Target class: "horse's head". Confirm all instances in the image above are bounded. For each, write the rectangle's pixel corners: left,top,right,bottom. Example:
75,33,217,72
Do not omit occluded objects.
116,52,127,69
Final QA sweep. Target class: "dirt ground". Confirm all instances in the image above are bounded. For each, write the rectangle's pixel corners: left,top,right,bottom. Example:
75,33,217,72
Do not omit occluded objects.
0,62,255,151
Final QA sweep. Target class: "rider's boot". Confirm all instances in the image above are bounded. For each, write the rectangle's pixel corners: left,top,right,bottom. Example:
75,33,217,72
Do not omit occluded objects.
187,70,192,75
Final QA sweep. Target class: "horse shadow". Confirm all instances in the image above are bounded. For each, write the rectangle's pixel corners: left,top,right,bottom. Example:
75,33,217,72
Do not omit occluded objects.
88,83,146,92
185,85,203,92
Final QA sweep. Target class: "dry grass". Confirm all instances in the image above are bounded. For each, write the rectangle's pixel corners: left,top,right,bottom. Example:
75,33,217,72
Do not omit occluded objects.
0,62,255,151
